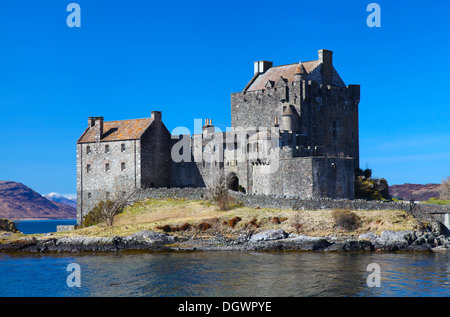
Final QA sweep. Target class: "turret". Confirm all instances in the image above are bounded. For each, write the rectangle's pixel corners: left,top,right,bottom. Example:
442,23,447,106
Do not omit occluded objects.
294,60,307,82
281,105,300,132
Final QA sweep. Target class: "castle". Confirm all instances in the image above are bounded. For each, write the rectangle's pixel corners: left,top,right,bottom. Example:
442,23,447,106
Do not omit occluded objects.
76,49,360,224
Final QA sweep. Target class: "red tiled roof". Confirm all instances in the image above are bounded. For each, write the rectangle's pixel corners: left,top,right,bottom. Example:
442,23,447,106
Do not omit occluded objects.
245,60,320,92
78,118,153,143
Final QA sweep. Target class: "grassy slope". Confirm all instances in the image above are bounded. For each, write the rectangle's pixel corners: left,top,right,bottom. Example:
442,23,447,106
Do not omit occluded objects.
49,198,424,239
421,198,450,205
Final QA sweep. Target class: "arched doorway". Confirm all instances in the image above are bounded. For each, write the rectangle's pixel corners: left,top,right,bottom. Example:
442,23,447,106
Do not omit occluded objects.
226,173,239,192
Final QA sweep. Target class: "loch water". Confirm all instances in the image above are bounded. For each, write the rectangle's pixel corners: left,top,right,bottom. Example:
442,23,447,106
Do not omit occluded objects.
0,251,449,297
1,220,449,297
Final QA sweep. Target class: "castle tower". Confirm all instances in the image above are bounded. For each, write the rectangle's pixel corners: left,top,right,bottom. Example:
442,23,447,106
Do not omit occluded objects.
281,105,300,132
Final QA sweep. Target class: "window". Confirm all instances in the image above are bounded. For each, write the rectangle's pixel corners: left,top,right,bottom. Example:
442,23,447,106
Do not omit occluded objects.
105,145,110,153
333,121,337,139
106,192,110,200
121,143,125,152
86,146,91,154
121,162,126,171
86,164,91,173
105,163,110,172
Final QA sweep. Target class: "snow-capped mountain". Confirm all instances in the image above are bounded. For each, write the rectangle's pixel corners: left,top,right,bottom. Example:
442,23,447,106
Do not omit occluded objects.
44,192,77,209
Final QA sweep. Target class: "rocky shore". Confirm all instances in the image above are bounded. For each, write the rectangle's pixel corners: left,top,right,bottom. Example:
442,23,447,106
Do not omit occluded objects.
1,229,449,253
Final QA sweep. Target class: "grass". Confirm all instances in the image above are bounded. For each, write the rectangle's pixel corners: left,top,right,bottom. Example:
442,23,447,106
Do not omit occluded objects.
1,198,426,241
61,198,423,238
421,198,450,205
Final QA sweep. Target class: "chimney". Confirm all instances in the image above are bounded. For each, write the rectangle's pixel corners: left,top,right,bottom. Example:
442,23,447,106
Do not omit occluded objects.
202,119,215,134
318,49,333,85
88,117,96,128
151,111,162,121
254,60,273,75
92,116,104,142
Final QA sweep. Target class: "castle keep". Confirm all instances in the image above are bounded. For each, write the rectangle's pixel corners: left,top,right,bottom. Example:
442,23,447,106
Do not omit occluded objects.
77,49,361,224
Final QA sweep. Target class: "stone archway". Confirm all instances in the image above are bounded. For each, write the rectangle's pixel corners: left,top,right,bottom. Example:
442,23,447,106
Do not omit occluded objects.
226,173,239,192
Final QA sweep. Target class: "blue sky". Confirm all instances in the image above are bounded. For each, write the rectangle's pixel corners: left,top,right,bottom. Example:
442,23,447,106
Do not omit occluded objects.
0,0,449,195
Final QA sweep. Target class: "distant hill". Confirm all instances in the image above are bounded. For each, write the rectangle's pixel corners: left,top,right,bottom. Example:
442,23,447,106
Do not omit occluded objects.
389,183,441,201
0,181,76,219
44,192,77,209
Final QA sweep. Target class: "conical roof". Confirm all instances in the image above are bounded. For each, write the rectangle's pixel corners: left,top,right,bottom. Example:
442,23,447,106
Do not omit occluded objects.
282,105,297,116
294,61,307,75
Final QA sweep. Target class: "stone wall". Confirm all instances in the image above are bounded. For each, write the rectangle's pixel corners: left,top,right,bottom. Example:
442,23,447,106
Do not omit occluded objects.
77,139,139,224
132,188,450,216
133,187,208,201
231,79,360,169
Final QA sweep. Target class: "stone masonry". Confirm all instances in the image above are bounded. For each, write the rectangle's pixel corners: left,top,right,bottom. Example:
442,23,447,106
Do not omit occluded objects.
76,49,361,224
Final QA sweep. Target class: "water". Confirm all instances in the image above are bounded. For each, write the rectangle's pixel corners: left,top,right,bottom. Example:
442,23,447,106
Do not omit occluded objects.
14,219,77,234
0,252,449,297
2,220,449,297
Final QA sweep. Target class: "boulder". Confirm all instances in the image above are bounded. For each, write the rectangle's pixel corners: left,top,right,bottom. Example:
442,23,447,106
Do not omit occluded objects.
326,239,373,252
249,229,289,243
281,235,332,251
125,230,176,245
358,230,416,251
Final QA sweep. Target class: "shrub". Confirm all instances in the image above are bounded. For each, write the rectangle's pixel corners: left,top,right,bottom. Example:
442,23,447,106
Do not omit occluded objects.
228,216,242,228
238,185,246,194
332,209,360,231
270,217,281,224
178,223,191,231
81,201,114,227
247,218,260,229
289,212,303,234
196,222,211,232
363,168,373,178
155,224,172,232
439,176,450,200
217,193,234,211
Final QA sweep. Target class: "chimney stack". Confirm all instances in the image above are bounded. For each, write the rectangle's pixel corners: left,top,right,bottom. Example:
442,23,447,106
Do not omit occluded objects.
318,49,333,85
202,119,215,133
88,117,96,128
254,60,273,75
151,111,162,121
90,116,103,142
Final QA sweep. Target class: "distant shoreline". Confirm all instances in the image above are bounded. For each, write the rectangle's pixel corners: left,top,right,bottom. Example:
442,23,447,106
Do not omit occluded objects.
11,218,76,221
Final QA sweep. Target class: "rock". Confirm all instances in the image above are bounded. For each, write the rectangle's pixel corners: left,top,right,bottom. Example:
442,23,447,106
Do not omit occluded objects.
325,239,373,252
431,245,450,252
0,219,19,233
358,231,378,241
358,230,416,251
280,235,332,251
249,229,288,243
406,243,433,252
126,230,176,245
